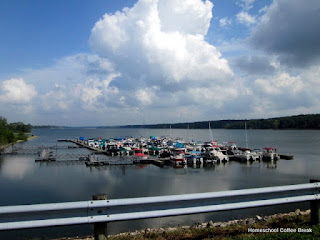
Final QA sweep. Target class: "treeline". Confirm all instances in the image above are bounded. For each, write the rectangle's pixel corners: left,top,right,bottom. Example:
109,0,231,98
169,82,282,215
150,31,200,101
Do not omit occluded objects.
32,125,57,129
0,117,32,145
121,114,320,130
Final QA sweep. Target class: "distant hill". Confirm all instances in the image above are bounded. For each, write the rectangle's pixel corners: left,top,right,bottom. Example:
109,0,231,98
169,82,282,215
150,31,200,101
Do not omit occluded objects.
120,114,320,129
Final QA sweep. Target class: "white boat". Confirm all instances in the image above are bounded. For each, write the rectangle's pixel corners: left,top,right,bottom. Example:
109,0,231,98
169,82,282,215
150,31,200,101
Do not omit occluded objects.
205,145,229,162
232,122,261,162
234,148,261,162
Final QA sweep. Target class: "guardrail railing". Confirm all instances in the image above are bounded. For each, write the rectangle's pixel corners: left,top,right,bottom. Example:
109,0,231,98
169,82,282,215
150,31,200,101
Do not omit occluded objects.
1,181,320,239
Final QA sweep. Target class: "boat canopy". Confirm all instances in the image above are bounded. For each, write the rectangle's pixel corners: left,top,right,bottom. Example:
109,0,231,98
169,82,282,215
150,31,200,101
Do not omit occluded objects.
114,137,126,141
263,147,276,150
190,151,201,155
149,146,162,151
119,146,128,152
239,147,250,151
174,142,185,148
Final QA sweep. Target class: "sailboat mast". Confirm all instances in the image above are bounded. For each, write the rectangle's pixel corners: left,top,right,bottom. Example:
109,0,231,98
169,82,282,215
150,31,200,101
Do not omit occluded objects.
187,123,190,143
209,122,214,142
245,122,248,149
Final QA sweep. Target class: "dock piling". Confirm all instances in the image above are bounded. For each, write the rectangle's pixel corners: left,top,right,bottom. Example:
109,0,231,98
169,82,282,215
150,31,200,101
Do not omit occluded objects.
93,194,108,240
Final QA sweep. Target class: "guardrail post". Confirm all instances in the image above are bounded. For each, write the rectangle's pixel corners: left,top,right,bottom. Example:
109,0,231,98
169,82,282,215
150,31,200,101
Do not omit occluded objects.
310,179,320,225
93,194,108,240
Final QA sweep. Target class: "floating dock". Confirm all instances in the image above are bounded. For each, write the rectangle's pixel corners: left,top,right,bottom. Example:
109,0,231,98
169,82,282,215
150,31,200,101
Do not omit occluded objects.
279,154,294,160
85,159,134,166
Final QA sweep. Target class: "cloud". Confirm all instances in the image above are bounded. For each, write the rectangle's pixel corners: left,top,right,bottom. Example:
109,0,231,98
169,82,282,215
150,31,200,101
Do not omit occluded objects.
255,73,303,96
22,54,115,94
250,0,320,67
157,0,213,35
236,11,256,25
231,55,276,75
41,84,72,111
237,0,255,11
89,0,235,113
3,0,320,126
235,0,256,26
219,17,232,27
251,71,318,114
0,78,36,103
13,0,238,125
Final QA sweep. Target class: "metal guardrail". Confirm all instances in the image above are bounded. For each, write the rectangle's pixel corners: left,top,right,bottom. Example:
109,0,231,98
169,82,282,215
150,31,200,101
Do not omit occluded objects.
0,182,320,232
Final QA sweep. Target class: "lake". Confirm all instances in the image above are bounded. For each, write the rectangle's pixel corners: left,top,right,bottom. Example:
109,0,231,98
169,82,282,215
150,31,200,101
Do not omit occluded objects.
1,128,320,239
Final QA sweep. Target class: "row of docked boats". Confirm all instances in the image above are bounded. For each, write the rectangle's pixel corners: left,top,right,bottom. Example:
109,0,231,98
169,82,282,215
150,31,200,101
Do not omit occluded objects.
75,136,279,166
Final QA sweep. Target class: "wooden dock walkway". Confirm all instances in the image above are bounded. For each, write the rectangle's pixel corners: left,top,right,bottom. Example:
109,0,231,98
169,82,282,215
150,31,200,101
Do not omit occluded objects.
61,139,107,154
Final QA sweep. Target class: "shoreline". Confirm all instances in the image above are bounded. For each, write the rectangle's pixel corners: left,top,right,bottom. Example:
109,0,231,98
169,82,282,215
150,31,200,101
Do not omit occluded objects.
0,135,37,151
51,209,314,240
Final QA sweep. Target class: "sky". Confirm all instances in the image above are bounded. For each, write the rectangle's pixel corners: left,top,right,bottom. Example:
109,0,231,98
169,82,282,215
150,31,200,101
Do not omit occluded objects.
0,0,320,126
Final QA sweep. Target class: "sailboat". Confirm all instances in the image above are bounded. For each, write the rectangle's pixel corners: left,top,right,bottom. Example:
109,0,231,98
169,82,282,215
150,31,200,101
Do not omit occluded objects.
204,122,229,163
234,122,261,162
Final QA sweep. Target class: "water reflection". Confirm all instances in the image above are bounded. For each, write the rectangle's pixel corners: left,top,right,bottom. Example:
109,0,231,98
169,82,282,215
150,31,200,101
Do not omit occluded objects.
0,156,3,170
265,161,277,169
0,156,34,180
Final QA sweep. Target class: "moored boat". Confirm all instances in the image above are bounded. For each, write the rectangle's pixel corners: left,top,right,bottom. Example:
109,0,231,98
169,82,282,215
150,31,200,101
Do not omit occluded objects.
205,144,229,163
170,148,187,165
262,147,279,161
133,149,148,160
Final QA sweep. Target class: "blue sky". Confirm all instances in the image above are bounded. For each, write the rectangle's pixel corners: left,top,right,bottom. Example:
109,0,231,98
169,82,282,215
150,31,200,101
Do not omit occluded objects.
0,0,136,76
0,0,319,126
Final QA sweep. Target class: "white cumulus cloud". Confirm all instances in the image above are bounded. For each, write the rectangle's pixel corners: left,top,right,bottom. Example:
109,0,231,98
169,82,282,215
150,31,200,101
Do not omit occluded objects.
88,0,235,118
0,78,36,103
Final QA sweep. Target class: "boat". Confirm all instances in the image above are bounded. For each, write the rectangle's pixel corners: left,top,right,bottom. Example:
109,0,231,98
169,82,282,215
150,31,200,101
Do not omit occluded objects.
106,142,120,155
262,147,279,161
232,148,261,162
230,123,261,162
170,148,187,165
185,151,203,165
205,145,229,163
133,149,148,160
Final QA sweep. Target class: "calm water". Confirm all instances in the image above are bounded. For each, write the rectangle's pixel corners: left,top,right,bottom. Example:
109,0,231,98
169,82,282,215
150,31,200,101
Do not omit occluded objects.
1,128,320,239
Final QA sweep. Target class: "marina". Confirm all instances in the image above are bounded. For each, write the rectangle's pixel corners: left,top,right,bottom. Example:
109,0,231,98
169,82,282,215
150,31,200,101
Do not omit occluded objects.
37,135,293,167
0,127,316,240
2,128,295,170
